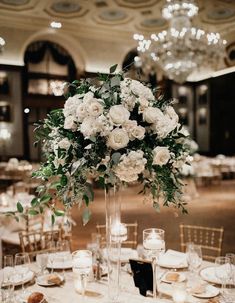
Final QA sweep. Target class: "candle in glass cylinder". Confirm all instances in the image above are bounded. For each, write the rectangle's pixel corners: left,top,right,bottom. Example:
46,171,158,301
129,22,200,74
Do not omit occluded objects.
111,222,127,242
143,232,165,251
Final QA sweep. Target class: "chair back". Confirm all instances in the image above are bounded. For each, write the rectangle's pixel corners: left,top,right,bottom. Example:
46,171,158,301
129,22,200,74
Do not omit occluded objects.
179,223,224,261
19,229,62,260
96,222,138,249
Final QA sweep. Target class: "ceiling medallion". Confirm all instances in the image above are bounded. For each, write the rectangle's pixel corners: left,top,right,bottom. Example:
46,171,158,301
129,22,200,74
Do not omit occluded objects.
134,0,227,83
99,9,127,21
207,7,235,20
51,1,81,14
141,18,166,28
0,0,29,5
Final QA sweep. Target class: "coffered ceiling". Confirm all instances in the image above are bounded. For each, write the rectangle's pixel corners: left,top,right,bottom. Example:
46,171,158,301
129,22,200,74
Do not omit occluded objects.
0,0,235,41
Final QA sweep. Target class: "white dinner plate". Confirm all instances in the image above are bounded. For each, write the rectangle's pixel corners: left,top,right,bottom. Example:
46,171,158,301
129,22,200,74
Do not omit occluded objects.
191,284,220,299
158,250,188,269
102,248,138,263
200,266,222,284
36,273,64,286
9,270,34,286
161,271,186,283
47,252,72,269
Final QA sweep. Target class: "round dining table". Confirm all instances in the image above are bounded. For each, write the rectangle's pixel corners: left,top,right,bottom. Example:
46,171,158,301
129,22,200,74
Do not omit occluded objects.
1,250,234,303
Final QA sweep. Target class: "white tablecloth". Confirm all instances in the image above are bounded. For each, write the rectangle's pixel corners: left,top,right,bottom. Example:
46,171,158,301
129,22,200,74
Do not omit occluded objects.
1,257,233,303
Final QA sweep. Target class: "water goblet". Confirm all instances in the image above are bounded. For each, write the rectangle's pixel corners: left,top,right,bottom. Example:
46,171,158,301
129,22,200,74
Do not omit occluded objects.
215,256,231,297
72,250,92,302
143,228,165,299
36,253,48,276
2,255,14,302
14,253,30,301
186,243,202,274
57,240,71,277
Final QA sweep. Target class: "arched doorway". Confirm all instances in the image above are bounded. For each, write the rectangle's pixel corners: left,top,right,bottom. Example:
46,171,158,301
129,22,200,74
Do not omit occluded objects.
23,40,77,161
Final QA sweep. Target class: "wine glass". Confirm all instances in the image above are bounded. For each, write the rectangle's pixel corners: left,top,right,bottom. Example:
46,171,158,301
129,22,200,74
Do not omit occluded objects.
225,253,235,284
47,240,57,274
143,228,165,299
72,250,92,302
14,253,30,301
2,255,14,302
215,256,231,297
36,253,48,276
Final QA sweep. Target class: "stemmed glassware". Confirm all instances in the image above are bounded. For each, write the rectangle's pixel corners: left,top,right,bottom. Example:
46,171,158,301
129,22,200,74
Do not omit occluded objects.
186,243,202,274
143,228,165,299
72,250,92,302
215,256,231,298
57,240,71,278
36,253,48,276
2,255,14,302
14,253,30,301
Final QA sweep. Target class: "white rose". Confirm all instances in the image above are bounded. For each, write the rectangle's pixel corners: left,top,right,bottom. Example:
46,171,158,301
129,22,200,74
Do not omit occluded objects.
107,128,129,150
130,125,145,141
80,117,99,138
143,107,164,124
96,114,113,137
63,95,82,117
87,100,103,117
76,103,88,122
138,96,149,113
58,138,71,150
109,105,130,125
64,116,77,131
153,146,171,166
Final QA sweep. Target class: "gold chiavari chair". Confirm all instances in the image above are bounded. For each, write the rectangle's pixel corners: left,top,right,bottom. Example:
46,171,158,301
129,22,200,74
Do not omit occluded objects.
179,223,224,261
19,229,62,260
96,222,138,249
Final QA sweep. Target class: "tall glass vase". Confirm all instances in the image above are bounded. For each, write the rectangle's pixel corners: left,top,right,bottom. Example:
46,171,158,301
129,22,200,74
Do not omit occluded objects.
105,184,126,302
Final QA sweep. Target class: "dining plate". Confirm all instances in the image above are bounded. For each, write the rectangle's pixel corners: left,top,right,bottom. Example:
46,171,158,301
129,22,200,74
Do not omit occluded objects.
9,270,34,286
47,252,72,269
191,284,220,299
158,250,188,269
200,266,222,284
36,273,64,286
102,248,138,263
161,271,186,283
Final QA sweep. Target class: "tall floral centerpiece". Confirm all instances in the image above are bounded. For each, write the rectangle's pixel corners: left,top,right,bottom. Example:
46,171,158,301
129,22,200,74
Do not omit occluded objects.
18,65,190,301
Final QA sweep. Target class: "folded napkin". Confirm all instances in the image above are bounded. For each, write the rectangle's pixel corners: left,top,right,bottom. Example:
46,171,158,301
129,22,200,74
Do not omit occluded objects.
159,250,188,268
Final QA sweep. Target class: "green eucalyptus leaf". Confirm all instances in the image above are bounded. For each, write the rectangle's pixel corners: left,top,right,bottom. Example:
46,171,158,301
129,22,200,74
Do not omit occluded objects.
82,208,91,226
111,152,121,164
110,64,118,74
28,209,39,216
60,175,68,186
31,197,39,207
51,214,55,225
54,209,65,216
40,194,51,203
17,202,24,213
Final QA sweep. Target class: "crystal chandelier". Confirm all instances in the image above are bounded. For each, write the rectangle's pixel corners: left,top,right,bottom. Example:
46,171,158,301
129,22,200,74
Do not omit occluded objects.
133,0,227,83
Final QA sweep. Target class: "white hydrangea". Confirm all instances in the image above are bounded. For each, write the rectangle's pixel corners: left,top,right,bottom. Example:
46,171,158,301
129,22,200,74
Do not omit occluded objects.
114,150,147,182
64,115,77,131
58,138,71,150
63,95,82,118
96,115,113,137
80,117,100,138
153,146,171,166
130,80,154,101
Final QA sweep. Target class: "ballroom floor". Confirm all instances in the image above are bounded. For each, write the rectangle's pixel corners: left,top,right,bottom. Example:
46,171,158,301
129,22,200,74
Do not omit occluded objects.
71,179,235,254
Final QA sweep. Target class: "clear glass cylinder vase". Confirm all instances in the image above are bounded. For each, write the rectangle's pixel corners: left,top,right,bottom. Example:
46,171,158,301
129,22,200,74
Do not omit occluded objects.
105,183,124,302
